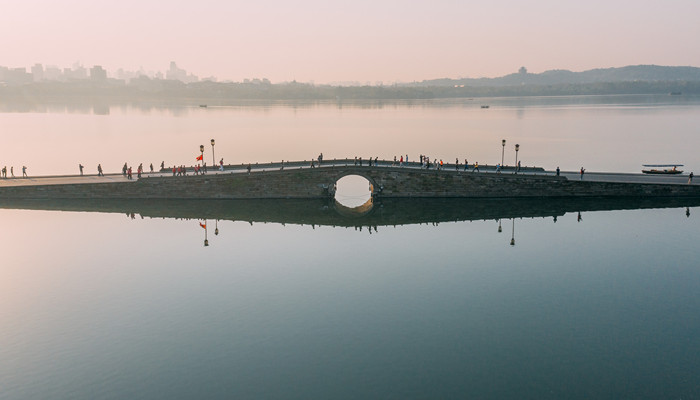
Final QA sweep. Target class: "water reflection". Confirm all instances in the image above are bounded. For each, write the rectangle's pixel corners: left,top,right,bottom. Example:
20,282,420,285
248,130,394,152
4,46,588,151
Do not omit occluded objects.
3,94,700,116
1,197,697,247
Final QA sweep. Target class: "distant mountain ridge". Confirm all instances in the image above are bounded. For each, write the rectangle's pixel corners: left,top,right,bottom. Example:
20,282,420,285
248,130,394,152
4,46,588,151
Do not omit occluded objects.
409,65,700,87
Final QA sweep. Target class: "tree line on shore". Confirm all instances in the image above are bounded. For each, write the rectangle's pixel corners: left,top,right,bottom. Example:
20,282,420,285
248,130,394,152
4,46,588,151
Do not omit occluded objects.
2,79,699,102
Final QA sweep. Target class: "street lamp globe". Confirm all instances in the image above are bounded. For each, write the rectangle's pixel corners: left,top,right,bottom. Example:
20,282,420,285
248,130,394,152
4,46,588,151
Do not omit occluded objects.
200,145,204,152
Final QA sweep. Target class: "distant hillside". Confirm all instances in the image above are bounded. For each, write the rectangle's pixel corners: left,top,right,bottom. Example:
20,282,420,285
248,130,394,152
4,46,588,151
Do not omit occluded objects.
410,65,700,87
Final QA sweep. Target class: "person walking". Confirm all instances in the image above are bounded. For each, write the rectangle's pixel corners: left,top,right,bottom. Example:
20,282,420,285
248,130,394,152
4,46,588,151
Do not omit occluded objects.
219,158,224,171
150,163,154,174
464,159,468,171
580,167,585,180
11,166,14,177
97,164,104,176
689,172,694,184
473,162,480,172
22,166,27,177
79,164,84,175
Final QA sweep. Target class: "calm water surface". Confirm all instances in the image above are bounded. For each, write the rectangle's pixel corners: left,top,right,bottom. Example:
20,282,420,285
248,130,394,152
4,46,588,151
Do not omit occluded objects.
1,95,700,175
1,96,700,399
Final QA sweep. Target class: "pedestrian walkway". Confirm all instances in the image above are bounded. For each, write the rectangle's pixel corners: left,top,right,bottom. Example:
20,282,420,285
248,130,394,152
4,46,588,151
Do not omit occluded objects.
0,160,696,188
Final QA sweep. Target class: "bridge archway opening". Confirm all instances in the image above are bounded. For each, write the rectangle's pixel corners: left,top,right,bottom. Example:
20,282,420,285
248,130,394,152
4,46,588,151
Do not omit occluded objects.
334,174,373,209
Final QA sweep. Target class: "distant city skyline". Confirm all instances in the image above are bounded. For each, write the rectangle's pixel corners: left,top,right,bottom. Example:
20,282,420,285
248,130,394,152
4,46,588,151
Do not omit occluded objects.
2,0,699,84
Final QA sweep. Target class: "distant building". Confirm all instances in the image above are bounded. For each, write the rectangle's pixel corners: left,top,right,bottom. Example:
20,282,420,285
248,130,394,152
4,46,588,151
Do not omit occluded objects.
90,65,107,81
31,64,44,81
44,66,62,81
64,65,88,80
0,67,33,85
166,61,198,83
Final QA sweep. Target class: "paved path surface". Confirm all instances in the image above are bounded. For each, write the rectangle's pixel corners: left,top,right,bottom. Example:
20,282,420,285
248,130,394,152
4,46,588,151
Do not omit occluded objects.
0,161,696,187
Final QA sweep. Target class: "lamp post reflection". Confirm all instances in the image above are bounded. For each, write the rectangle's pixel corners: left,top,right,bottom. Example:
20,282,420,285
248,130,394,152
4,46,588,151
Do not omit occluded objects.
498,219,502,233
211,139,216,168
200,220,209,246
510,219,515,246
215,219,219,235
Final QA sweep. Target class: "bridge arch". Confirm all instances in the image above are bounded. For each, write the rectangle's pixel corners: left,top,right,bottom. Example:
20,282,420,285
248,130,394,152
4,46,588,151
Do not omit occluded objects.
330,169,381,197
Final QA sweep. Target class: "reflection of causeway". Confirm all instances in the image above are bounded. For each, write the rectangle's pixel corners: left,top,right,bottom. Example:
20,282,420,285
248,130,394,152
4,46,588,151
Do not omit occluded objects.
1,197,697,227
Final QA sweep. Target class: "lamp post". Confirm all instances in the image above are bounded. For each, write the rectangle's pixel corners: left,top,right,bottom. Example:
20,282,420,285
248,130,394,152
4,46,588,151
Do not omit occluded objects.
514,144,520,174
211,139,215,168
200,145,204,166
501,139,506,167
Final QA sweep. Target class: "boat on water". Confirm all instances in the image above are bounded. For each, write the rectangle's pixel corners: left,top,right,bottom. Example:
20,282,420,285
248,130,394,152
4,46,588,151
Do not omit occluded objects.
480,105,490,109
642,164,683,175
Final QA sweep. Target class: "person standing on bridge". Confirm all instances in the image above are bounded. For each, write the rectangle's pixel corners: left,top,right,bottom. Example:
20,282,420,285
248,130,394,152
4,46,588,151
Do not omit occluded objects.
79,164,84,175
150,163,154,174
219,158,224,171
689,172,694,184
400,155,403,167
11,166,14,177
247,163,252,174
556,166,560,176
580,167,585,180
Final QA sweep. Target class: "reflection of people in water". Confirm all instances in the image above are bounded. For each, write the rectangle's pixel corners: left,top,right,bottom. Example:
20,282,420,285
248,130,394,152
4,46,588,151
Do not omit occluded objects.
687,207,691,218
553,216,557,223
577,212,582,222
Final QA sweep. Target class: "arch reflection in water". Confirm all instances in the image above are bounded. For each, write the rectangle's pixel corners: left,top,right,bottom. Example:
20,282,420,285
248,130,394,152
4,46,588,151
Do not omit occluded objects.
0,197,698,246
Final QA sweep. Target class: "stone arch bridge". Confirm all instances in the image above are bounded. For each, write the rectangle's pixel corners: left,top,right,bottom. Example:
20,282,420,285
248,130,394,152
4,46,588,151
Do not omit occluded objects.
0,160,699,200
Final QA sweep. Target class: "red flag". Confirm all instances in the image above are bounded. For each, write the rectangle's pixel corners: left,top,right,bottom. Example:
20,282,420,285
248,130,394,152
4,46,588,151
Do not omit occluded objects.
199,222,206,229
196,155,203,161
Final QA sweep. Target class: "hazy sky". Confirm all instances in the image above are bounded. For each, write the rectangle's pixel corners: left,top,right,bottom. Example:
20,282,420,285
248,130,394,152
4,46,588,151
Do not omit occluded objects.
2,0,699,83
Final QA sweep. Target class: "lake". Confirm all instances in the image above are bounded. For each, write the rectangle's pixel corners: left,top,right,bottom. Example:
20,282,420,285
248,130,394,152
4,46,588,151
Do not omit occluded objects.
1,96,699,399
